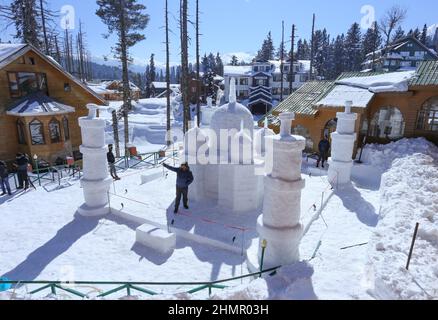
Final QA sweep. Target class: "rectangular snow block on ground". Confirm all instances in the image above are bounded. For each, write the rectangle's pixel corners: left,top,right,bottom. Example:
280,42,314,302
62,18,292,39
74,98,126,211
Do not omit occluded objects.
140,170,163,185
135,224,176,254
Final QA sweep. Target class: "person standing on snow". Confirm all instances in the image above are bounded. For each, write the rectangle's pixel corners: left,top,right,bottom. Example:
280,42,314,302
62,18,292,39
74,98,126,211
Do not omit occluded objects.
316,136,331,168
163,162,194,214
107,144,120,181
14,153,29,190
0,160,12,196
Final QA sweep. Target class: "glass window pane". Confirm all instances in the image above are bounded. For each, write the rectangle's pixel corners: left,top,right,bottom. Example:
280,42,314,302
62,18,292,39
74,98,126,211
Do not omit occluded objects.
49,119,61,143
29,120,45,145
370,107,405,139
63,117,70,141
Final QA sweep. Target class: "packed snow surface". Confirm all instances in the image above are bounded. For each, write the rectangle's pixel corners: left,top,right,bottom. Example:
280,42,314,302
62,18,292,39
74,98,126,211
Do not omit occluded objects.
365,140,438,300
337,71,416,93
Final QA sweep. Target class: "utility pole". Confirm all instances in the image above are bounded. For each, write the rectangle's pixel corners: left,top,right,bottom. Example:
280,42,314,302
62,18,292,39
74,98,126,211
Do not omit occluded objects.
280,20,285,101
309,14,316,81
289,24,296,94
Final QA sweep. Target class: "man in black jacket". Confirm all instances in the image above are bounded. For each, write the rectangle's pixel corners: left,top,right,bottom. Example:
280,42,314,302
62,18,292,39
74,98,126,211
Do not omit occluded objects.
14,153,29,190
107,145,120,180
317,136,331,168
163,162,194,214
0,160,12,196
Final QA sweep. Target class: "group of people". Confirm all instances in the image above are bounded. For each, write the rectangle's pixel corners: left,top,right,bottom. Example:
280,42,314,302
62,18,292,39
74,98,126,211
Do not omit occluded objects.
0,153,31,196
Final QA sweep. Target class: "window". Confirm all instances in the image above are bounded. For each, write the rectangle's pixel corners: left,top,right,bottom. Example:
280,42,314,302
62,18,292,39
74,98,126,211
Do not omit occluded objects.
283,65,290,73
239,78,248,86
29,57,35,65
49,118,61,143
7,72,48,98
238,90,249,98
29,119,45,145
273,74,283,82
253,66,259,72
417,97,438,132
370,107,405,139
63,117,70,141
16,120,26,145
64,83,71,92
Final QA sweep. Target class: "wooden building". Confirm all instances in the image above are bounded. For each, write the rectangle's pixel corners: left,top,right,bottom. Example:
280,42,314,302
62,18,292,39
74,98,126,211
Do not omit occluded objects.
261,61,438,155
0,43,107,165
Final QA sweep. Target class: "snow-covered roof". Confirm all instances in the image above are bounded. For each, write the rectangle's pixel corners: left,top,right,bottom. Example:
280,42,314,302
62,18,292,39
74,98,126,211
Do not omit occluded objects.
223,65,252,76
336,70,416,93
7,93,75,117
152,81,180,89
316,85,375,108
0,43,27,66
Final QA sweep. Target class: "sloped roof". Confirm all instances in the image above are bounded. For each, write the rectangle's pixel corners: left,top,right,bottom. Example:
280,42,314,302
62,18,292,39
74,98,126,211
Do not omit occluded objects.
7,93,75,117
410,60,438,86
272,81,334,115
0,43,107,105
0,44,27,65
316,85,374,108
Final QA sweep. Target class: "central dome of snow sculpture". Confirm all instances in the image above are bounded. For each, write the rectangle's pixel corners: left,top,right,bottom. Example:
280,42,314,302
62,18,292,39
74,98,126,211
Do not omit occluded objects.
210,78,254,152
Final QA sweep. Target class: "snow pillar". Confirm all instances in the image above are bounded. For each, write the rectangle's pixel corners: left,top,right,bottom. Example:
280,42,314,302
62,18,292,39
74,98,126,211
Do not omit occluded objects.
328,101,358,186
78,104,112,217
256,112,306,268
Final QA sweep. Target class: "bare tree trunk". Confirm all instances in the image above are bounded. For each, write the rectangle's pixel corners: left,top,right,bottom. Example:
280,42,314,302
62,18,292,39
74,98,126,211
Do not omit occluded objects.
39,0,49,54
54,35,61,64
180,0,190,133
112,110,120,158
119,0,131,156
165,0,171,146
196,0,201,126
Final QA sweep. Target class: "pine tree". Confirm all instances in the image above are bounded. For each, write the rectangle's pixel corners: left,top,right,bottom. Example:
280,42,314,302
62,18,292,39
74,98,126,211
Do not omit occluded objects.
201,54,209,72
362,22,382,71
344,23,362,72
313,29,330,78
332,34,346,78
421,24,428,45
96,0,149,156
256,32,275,61
409,28,421,40
230,55,239,66
215,52,224,76
362,22,382,55
391,26,405,43
9,0,42,47
276,41,287,60
296,39,311,60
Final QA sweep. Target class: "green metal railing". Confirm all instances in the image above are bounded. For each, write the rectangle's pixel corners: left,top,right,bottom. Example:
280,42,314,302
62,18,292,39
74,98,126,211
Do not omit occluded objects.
0,266,280,299
114,149,179,171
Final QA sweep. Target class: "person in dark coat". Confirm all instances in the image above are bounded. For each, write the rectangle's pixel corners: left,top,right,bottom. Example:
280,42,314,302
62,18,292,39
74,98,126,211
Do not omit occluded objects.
0,160,12,196
316,136,331,168
163,162,194,214
14,153,29,190
107,144,120,180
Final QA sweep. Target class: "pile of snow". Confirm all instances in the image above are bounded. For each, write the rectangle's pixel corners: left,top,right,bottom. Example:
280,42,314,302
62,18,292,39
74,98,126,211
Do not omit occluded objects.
360,138,438,171
367,143,438,299
211,262,316,300
337,71,416,93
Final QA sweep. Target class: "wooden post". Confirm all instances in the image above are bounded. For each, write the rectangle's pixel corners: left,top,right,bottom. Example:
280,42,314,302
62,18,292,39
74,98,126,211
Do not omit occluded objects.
406,223,420,270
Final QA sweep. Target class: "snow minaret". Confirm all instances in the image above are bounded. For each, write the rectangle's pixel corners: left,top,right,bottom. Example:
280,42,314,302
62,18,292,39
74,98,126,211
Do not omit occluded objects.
78,104,112,217
327,101,358,186
254,112,306,268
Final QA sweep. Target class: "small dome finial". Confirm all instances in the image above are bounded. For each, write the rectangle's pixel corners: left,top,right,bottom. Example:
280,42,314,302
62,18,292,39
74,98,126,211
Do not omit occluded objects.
229,77,237,104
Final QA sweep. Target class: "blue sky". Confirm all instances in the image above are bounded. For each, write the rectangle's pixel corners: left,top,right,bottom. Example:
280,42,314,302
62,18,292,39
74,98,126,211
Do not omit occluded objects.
2,0,438,68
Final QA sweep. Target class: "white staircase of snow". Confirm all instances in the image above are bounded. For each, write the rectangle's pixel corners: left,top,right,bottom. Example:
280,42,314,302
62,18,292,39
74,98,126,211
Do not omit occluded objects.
136,224,176,254
110,171,331,255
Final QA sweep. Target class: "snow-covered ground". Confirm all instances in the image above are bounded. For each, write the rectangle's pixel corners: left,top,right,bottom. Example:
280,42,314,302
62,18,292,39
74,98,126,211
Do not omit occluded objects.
0,95,437,301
